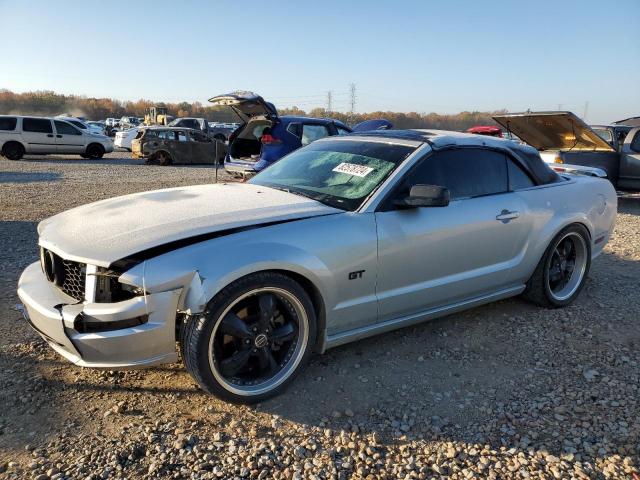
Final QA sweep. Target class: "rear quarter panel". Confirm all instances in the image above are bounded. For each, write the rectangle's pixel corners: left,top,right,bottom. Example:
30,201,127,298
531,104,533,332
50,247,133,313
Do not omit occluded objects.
260,121,301,164
507,176,617,286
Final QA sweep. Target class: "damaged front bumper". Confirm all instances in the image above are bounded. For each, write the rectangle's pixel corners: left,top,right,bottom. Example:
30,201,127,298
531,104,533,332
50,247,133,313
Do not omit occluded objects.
17,261,181,369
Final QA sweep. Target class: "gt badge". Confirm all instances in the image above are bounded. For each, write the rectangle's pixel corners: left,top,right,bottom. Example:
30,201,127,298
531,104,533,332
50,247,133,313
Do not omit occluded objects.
348,270,365,280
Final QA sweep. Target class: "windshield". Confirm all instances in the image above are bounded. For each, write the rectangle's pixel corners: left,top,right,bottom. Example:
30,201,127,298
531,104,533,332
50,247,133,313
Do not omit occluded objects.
249,139,416,211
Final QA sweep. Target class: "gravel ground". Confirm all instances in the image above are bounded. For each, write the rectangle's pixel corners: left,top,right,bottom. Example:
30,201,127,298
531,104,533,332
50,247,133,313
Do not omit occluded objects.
0,152,639,480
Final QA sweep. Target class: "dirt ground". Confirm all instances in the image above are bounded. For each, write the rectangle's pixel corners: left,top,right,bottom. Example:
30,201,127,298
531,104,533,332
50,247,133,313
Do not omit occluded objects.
0,152,638,479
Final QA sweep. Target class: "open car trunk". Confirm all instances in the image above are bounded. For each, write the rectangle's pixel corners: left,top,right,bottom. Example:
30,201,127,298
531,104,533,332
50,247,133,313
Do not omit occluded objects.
209,91,278,162
492,111,615,152
228,119,272,161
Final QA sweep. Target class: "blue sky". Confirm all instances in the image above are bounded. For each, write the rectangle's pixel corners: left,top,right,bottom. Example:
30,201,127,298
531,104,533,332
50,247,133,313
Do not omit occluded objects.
1,0,639,123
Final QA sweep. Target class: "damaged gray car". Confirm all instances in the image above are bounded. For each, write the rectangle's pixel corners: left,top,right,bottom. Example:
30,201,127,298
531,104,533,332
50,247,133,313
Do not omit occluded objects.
132,126,226,165
18,130,616,403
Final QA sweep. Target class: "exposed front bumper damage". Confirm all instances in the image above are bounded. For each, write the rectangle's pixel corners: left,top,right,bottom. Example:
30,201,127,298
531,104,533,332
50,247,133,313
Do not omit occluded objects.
17,262,181,369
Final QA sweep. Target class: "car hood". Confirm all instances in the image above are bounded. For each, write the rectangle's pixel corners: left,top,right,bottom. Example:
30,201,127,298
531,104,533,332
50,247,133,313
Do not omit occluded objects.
38,183,342,267
492,111,614,152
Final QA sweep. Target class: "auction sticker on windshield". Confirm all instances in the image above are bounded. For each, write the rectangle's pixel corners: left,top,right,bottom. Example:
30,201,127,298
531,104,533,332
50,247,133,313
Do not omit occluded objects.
333,163,374,177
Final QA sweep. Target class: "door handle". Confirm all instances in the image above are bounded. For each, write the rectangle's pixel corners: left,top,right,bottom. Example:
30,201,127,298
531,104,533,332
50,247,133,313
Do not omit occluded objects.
496,210,520,222
47,134,54,137
56,135,62,138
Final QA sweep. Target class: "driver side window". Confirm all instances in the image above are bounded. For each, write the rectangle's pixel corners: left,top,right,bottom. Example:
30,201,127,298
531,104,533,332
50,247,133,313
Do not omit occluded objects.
399,149,508,200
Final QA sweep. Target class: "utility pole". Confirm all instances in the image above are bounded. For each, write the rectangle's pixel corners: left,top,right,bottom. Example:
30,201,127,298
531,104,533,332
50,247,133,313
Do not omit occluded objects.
326,91,332,113
349,83,357,113
583,101,589,121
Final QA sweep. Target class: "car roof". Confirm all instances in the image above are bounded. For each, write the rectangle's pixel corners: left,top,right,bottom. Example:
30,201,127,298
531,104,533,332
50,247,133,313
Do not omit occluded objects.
280,115,338,123
327,129,558,185
344,128,533,149
591,124,632,130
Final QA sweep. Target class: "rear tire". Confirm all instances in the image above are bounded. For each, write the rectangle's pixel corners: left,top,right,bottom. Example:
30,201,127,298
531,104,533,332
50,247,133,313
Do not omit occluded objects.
86,144,104,159
522,224,591,308
182,272,317,403
2,142,24,160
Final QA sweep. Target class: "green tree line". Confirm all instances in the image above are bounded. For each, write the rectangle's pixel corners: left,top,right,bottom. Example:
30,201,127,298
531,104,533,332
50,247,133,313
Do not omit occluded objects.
0,89,506,130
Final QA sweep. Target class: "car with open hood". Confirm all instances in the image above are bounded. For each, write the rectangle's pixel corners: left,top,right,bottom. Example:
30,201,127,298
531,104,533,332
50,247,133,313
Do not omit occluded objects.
493,111,640,191
209,91,392,177
18,129,616,403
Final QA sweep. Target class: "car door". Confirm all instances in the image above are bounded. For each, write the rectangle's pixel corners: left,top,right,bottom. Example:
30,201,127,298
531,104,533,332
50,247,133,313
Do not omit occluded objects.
618,128,640,190
53,120,86,153
189,130,217,164
21,117,55,153
374,148,532,322
172,130,193,163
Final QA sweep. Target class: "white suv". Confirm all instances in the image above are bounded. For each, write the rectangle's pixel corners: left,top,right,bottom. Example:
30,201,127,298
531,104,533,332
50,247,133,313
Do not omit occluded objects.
0,116,114,160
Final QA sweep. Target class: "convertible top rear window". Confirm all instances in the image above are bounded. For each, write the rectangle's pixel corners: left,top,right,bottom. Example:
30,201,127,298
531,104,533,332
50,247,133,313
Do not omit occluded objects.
250,139,415,211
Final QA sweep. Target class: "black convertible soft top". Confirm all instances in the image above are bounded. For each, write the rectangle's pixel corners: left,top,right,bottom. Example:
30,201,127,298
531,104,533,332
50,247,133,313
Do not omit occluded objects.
351,130,561,185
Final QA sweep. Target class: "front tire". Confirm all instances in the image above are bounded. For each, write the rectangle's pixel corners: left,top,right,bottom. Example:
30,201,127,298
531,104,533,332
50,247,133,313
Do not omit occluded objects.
523,224,591,308
2,142,24,160
156,150,172,166
182,272,317,403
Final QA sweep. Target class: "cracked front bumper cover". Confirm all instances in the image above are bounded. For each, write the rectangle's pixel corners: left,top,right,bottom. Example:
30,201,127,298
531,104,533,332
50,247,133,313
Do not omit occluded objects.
17,261,181,369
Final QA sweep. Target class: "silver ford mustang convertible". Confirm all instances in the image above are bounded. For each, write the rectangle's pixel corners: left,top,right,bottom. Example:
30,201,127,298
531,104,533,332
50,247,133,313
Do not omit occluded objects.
18,130,617,402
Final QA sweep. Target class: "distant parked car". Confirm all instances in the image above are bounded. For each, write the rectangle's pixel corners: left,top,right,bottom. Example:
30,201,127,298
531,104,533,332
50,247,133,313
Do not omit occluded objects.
493,111,640,191
590,124,633,150
86,121,106,135
114,127,140,151
131,126,225,165
209,91,391,177
55,116,104,135
466,126,503,137
168,117,210,134
119,116,140,129
0,116,114,160
208,122,240,142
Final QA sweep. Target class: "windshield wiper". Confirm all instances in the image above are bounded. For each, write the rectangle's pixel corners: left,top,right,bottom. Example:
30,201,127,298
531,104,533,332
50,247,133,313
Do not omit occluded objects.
264,184,347,210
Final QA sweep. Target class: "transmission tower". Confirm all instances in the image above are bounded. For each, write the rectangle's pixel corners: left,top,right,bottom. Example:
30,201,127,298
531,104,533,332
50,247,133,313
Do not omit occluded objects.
326,91,332,113
349,83,356,113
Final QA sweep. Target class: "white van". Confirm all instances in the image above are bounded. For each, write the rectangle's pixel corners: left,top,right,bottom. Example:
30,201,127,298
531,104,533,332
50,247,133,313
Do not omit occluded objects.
0,116,114,160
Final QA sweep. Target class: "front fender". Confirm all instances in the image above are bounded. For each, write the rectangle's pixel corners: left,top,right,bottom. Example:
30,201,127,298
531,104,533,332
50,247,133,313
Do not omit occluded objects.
134,239,333,315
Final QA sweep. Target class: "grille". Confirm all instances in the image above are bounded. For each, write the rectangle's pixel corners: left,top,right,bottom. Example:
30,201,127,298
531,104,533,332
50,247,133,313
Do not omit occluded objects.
60,258,86,301
41,248,86,301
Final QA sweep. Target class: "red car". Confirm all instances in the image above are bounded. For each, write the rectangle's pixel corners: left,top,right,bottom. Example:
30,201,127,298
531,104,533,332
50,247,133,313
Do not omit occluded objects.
466,126,503,137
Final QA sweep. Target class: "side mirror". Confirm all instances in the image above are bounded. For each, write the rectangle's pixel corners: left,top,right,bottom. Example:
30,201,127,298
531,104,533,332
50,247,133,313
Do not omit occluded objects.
394,184,450,208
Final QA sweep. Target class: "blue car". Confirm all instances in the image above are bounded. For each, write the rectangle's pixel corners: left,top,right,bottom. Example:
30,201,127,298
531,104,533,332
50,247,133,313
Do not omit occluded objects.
209,91,391,177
